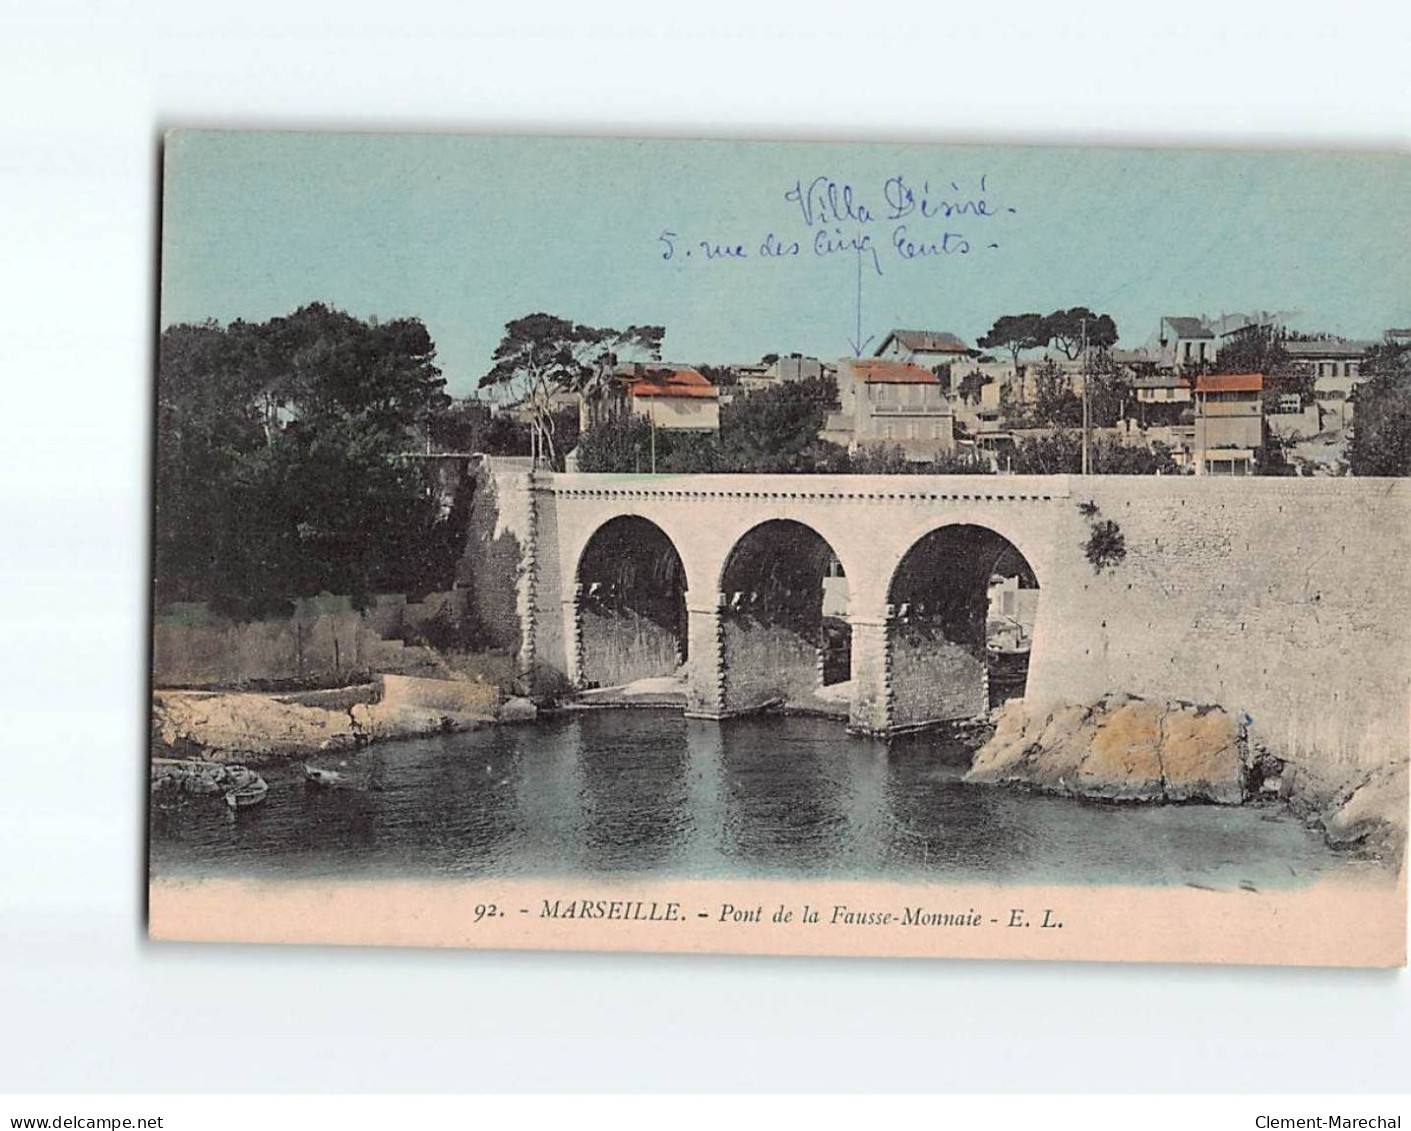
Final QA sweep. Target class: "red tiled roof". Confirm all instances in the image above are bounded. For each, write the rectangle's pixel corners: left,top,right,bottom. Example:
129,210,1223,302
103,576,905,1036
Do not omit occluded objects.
626,366,718,399
847,359,941,385
1195,373,1264,394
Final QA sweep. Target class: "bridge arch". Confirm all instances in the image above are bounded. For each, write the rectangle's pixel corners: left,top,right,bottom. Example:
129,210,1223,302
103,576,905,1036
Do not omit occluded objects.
716,518,852,715
572,514,689,689
885,522,1041,729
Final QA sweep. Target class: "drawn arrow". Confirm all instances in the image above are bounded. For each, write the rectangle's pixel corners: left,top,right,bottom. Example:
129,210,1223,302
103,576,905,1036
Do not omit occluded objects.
846,247,875,358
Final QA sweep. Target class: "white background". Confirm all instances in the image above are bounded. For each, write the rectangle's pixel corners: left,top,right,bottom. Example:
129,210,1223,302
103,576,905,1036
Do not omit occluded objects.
1,0,1408,1094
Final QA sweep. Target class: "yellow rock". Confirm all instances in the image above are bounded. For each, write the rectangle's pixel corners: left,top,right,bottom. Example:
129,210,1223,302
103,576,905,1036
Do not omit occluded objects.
1161,707,1243,804
967,696,1247,804
1076,700,1166,800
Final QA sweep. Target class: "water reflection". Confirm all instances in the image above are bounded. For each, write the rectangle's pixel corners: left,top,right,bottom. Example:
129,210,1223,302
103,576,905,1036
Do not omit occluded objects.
150,711,1359,890
717,715,855,873
577,711,693,872
510,719,586,874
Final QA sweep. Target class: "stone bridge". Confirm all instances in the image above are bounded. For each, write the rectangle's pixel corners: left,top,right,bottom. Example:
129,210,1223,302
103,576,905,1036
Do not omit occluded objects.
464,464,1411,758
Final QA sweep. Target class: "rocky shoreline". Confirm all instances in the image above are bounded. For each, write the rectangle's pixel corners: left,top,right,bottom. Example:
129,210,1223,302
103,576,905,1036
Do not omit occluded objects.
149,679,1406,868
150,673,536,764
968,695,1407,866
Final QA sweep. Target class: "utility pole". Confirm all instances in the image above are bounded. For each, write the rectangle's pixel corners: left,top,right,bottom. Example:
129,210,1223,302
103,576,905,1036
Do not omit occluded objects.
650,398,657,474
1081,314,1091,475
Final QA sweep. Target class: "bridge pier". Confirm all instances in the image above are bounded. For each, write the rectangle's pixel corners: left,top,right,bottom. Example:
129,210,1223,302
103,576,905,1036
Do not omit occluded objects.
561,583,583,689
846,607,893,735
683,593,726,719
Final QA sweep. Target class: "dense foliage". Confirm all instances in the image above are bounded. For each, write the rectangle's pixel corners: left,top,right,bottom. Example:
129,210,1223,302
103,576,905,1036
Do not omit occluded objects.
1213,324,1314,407
1002,356,1132,430
845,446,993,475
155,304,460,617
954,367,988,406
1348,342,1411,476
574,414,659,473
1009,431,1179,475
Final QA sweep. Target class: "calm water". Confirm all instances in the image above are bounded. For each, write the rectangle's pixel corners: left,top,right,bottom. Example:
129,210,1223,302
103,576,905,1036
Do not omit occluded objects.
150,712,1362,889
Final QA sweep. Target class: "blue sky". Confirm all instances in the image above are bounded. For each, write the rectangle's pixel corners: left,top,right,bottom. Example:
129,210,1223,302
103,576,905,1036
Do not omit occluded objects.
161,131,1411,398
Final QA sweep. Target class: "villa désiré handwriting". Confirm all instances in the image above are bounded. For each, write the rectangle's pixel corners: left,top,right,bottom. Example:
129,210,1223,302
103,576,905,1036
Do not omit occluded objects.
657,173,1017,276
787,173,1011,227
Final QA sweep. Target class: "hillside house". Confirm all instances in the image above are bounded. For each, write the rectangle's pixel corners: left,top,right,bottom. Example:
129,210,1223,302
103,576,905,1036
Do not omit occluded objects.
823,358,956,461
1193,372,1264,476
581,363,720,433
873,330,976,390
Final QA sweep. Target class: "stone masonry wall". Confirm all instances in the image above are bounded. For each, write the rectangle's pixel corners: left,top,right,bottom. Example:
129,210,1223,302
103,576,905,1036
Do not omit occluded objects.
460,458,535,661
889,625,988,729
721,617,820,713
579,607,682,689
1029,477,1411,780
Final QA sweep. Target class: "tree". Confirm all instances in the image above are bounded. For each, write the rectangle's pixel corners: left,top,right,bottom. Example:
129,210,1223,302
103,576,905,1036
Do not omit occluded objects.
478,313,664,470
921,450,993,475
977,313,1048,371
846,445,913,475
1214,323,1311,406
696,364,739,387
818,444,995,475
1028,358,1081,426
1010,430,1177,474
1084,353,1133,428
426,397,491,452
955,368,988,406
658,430,726,473
1092,437,1179,474
708,376,845,473
479,413,532,456
574,414,657,473
1256,427,1298,477
154,304,453,617
155,321,269,609
1043,308,1118,360
245,303,447,433
1011,431,1082,474
1348,341,1411,476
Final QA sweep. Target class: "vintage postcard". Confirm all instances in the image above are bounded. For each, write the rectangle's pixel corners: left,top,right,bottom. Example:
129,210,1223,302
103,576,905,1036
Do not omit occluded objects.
149,131,1410,967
